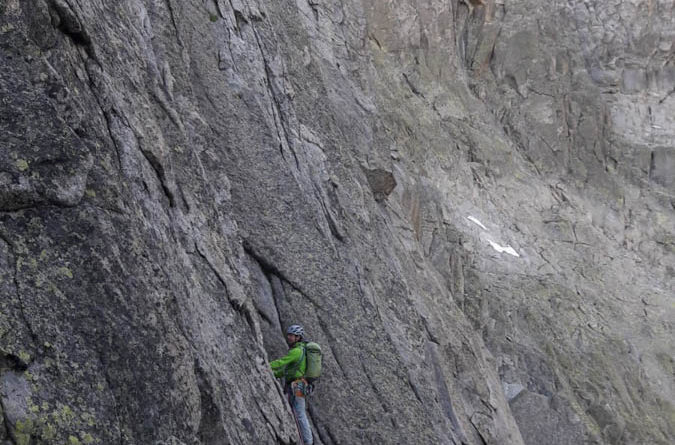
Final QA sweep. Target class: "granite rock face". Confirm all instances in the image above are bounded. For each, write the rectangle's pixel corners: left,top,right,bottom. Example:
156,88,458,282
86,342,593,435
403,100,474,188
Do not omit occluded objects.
0,1,672,444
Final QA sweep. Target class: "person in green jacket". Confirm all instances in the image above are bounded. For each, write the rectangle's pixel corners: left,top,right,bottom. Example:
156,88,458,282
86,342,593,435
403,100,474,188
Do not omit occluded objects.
270,324,313,445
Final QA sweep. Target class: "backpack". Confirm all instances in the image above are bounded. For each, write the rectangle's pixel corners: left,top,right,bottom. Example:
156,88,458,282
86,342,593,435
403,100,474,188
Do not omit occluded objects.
303,341,322,383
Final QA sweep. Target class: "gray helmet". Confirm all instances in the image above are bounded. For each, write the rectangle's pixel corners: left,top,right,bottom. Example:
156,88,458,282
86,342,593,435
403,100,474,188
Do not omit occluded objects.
286,324,305,338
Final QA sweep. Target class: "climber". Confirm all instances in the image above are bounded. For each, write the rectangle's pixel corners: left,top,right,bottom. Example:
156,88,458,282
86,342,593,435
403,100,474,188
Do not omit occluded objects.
270,324,314,445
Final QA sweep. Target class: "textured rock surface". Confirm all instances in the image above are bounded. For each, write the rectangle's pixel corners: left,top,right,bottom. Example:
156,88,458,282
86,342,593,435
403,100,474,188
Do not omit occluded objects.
0,0,672,444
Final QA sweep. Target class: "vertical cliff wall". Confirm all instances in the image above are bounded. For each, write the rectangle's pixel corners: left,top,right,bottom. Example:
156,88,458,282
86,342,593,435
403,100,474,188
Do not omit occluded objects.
0,1,672,444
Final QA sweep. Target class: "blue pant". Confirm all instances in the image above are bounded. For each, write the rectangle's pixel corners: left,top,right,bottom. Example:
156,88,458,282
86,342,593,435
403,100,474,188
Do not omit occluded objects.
288,381,313,445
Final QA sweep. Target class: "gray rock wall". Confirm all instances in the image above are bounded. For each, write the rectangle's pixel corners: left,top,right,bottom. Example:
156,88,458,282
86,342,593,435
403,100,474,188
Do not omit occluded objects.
0,1,672,444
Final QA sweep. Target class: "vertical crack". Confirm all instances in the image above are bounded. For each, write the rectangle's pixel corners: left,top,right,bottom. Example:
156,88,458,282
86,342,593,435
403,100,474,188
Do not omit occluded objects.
65,7,177,212
136,141,177,208
359,360,390,417
306,403,337,445
268,274,286,335
93,348,124,445
407,374,425,406
74,51,124,179
469,417,489,445
193,243,255,321
427,342,469,443
0,234,39,351
163,0,185,49
12,258,39,349
315,314,348,380
1,396,14,445
312,188,345,243
248,23,300,170
242,244,287,336
648,150,655,182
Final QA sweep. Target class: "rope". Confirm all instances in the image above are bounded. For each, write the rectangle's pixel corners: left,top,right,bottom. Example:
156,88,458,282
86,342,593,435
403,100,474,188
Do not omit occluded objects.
287,388,305,445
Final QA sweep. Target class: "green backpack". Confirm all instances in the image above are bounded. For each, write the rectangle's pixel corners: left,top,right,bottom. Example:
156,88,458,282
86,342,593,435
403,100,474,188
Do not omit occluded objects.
303,342,322,382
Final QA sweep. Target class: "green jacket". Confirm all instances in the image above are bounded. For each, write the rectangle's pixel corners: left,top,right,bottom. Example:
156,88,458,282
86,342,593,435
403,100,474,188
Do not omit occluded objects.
270,342,306,380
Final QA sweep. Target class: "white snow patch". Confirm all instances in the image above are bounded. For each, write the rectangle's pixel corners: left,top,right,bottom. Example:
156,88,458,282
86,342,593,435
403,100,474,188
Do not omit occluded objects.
467,216,488,231
487,239,520,257
466,215,521,258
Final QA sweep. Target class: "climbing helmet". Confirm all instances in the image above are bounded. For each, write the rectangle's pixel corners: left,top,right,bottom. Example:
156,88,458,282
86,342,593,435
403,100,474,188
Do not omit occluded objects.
286,324,305,338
